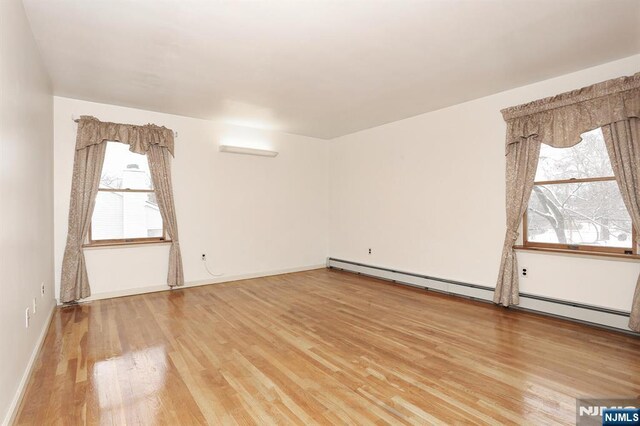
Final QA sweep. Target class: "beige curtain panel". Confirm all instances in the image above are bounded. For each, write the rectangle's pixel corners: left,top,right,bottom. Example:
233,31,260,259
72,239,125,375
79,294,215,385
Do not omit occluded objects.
602,118,640,331
60,143,106,303
60,116,182,303
494,140,540,306
147,144,184,288
496,73,640,332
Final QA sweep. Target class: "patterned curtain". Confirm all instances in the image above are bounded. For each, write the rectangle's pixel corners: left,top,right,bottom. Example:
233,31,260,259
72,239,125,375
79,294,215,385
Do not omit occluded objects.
147,144,184,288
495,73,640,326
602,118,640,331
60,116,180,302
60,143,106,303
494,139,540,306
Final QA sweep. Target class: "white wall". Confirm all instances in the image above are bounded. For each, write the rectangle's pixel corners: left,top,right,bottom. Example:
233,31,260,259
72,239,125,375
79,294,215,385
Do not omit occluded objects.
0,0,55,423
54,97,329,301
329,54,640,312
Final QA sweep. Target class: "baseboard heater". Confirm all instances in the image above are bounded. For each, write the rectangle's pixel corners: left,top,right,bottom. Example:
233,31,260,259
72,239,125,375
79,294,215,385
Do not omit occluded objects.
326,257,635,334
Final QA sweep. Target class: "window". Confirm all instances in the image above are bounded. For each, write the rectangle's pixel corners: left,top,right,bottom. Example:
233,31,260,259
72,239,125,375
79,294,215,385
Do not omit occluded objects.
524,128,636,255
89,142,167,245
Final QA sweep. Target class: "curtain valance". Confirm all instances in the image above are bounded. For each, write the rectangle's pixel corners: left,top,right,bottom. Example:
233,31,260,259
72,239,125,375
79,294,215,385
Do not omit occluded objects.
502,73,640,151
75,115,175,156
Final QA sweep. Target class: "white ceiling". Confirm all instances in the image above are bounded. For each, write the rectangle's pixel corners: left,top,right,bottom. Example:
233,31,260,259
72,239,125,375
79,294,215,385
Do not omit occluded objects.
23,0,640,139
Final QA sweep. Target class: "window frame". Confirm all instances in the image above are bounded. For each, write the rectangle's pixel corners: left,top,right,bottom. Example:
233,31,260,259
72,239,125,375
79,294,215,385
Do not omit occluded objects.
85,143,169,247
523,175,637,256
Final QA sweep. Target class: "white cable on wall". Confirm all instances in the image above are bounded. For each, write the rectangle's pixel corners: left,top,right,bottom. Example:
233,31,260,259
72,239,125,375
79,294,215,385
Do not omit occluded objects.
202,257,224,277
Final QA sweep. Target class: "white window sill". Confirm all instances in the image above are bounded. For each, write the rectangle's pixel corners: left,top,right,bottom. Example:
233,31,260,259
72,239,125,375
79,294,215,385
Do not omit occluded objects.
514,245,640,261
83,240,172,250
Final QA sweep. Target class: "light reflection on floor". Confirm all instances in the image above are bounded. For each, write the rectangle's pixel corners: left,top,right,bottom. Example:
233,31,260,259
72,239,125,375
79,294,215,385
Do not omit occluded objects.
93,345,168,424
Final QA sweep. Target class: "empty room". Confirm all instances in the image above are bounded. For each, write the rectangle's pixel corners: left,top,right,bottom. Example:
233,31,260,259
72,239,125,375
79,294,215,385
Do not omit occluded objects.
2,0,640,424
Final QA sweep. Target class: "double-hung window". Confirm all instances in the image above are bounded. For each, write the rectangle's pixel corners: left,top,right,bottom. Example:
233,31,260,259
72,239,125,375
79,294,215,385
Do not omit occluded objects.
523,128,636,255
88,141,167,245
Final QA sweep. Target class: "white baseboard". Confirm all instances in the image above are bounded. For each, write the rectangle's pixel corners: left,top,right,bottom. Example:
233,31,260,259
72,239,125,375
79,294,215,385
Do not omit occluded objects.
3,302,56,426
65,264,327,304
327,257,636,334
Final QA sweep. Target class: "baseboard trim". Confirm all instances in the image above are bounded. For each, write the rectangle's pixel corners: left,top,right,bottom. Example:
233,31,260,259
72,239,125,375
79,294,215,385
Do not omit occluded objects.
3,302,56,426
327,257,636,334
64,264,327,304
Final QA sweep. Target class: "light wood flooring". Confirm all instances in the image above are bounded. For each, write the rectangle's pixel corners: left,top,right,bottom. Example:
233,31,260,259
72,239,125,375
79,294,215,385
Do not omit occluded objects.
14,268,640,425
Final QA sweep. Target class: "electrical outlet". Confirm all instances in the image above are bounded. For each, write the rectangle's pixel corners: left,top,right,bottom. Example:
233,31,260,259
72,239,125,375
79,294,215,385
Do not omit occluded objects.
32,298,37,314
25,308,30,328
521,267,528,279
202,254,206,261
41,282,45,297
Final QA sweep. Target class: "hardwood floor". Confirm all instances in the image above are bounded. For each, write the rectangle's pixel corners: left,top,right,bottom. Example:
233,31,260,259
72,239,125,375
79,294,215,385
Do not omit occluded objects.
14,268,640,425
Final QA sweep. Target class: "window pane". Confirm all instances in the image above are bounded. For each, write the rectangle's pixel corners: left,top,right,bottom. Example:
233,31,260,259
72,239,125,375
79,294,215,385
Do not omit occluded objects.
535,128,614,181
91,191,163,240
527,181,632,248
100,142,153,190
